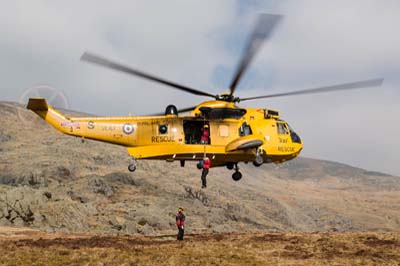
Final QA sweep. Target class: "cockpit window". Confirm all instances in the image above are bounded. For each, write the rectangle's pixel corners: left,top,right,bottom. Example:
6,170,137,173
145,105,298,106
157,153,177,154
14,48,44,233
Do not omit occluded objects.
287,123,301,144
277,122,289,135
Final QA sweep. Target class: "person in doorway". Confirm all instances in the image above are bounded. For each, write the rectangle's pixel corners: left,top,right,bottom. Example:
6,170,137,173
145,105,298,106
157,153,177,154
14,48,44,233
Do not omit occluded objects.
201,157,211,188
176,207,185,241
200,124,210,144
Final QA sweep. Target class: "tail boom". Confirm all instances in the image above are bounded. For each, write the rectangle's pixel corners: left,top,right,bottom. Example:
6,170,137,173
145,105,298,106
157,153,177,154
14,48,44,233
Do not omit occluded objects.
27,98,136,146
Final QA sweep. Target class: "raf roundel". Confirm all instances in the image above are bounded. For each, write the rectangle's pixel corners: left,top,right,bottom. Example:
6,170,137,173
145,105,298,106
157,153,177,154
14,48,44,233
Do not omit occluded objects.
122,123,134,135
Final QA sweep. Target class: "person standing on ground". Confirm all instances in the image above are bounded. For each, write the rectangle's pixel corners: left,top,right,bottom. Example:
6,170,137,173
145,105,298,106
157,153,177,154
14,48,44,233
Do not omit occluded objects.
201,157,211,188
176,207,185,241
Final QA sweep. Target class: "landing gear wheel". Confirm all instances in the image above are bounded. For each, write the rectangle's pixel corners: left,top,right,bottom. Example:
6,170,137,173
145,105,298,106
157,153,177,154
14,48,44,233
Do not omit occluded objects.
128,164,137,172
232,163,242,181
232,171,242,181
226,163,234,170
253,154,264,167
128,157,137,172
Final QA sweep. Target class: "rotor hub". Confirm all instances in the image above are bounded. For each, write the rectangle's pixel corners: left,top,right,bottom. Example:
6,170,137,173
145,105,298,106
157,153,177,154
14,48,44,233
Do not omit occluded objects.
216,94,240,103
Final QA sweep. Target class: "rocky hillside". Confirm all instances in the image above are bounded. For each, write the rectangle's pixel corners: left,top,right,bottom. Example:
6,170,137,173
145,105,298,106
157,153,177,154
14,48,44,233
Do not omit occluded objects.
0,101,399,235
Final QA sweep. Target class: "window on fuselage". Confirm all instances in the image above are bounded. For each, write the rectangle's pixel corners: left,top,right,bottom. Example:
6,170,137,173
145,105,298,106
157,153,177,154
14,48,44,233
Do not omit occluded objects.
277,122,289,135
239,122,252,136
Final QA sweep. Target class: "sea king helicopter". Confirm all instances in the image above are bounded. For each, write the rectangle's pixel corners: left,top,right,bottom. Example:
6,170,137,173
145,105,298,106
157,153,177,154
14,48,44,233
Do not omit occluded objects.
27,14,383,181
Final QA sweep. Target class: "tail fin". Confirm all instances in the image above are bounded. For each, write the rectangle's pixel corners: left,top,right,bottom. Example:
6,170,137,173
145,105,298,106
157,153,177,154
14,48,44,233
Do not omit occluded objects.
27,98,71,133
27,98,49,112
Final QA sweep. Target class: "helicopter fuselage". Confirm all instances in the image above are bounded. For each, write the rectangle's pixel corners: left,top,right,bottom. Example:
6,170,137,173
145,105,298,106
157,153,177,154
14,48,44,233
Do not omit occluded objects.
27,98,302,168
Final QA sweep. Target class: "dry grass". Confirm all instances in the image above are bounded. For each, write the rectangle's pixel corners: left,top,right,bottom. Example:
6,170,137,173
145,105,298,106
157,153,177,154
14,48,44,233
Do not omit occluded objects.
0,229,399,266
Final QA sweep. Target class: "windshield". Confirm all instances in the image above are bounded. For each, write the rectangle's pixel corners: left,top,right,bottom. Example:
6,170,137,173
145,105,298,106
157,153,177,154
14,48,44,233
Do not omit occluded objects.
287,123,301,144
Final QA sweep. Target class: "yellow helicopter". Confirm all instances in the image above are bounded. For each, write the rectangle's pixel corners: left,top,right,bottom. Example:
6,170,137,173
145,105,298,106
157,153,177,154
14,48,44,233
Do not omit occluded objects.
27,14,383,181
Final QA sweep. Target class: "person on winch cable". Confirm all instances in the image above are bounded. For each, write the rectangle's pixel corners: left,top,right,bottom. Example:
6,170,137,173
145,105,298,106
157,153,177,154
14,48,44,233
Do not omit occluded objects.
201,157,211,188
176,207,185,241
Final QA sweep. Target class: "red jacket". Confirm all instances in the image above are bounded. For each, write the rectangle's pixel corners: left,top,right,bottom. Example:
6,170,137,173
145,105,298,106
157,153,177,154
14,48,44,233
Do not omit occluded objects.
203,158,211,169
176,212,185,227
201,129,210,142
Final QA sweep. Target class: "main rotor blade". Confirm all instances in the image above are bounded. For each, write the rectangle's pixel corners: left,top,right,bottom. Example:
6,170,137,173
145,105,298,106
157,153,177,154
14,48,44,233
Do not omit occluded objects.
229,13,282,96
147,106,197,116
81,52,216,98
239,78,384,102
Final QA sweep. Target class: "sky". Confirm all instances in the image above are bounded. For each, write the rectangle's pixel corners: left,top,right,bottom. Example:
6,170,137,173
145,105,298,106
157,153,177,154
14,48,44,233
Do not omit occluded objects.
1,0,399,175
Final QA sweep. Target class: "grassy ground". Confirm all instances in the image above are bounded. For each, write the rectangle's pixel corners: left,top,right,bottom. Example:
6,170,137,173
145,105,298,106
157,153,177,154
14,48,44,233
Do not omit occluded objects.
0,228,399,266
